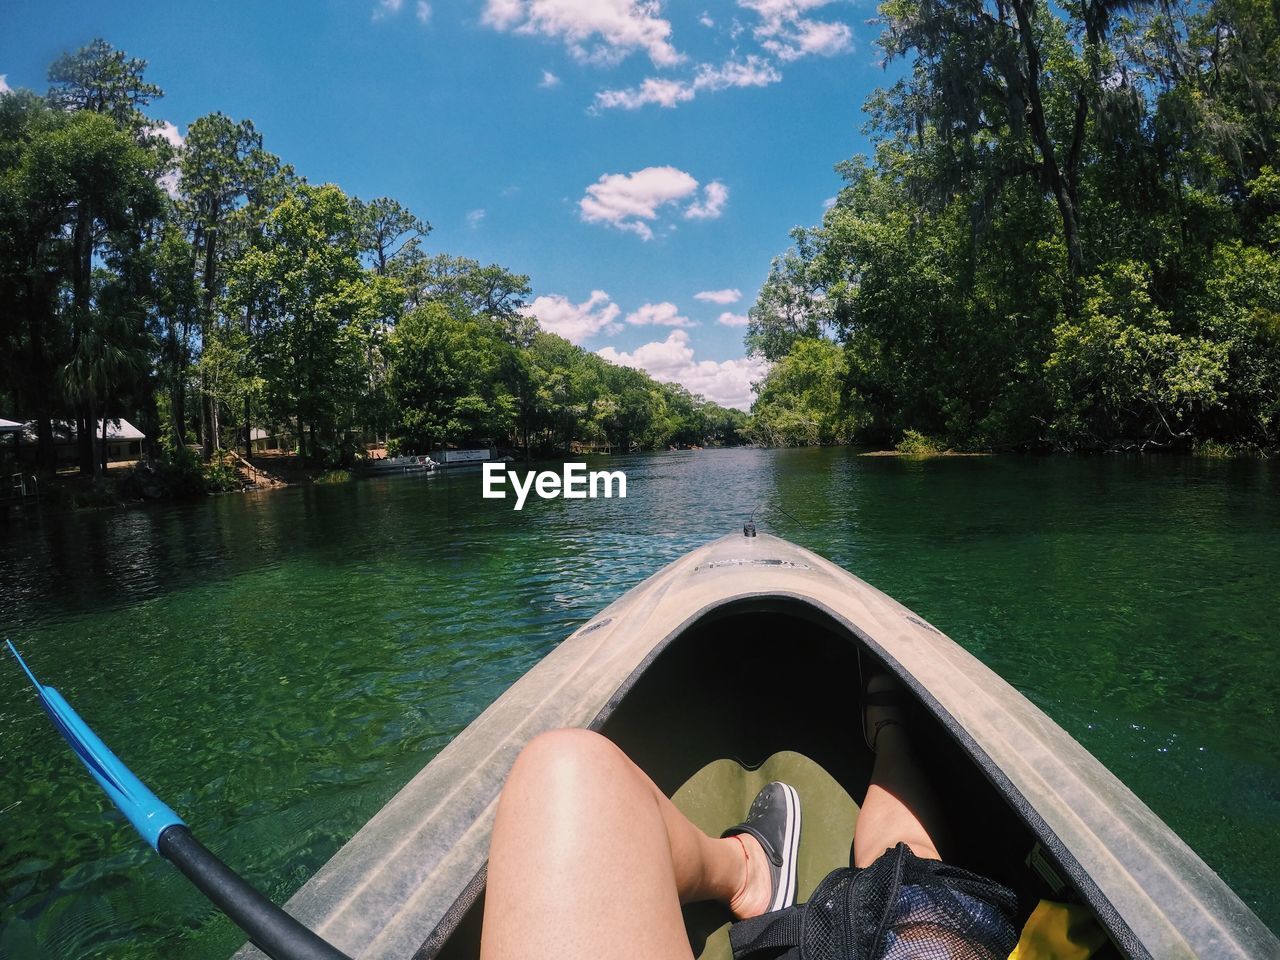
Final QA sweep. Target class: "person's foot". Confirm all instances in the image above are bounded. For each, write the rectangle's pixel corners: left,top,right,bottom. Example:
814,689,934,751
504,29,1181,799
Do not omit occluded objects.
726,833,771,920
723,781,801,918
863,672,910,753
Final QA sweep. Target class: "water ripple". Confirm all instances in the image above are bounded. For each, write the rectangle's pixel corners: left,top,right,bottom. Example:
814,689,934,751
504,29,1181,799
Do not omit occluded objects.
1,449,1276,955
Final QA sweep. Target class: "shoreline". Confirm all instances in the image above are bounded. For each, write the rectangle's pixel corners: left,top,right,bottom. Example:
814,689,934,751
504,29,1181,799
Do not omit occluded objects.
6,442,1269,517
859,449,994,458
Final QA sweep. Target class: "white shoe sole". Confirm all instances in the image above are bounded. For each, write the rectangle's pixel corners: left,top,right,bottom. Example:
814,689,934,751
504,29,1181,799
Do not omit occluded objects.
770,782,802,911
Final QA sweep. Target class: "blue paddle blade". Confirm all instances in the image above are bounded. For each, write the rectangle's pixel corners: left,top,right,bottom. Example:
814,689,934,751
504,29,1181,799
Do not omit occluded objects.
7,640,185,850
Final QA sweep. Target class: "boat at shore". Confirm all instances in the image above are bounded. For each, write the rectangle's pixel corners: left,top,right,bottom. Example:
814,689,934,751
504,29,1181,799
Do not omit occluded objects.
359,448,511,477
359,455,438,475
233,530,1276,960
428,448,511,472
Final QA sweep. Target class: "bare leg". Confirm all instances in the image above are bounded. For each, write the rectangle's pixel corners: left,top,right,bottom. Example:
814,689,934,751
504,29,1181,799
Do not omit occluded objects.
853,683,949,868
482,729,774,960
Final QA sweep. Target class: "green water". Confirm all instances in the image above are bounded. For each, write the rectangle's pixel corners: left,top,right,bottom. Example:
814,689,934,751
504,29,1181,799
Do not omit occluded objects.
1,449,1276,957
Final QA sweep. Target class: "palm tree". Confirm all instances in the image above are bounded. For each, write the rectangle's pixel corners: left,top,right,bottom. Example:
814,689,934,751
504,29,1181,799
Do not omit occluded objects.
58,310,148,476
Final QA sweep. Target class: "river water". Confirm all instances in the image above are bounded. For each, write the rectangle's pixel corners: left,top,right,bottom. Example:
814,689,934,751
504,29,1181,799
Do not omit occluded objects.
1,448,1276,957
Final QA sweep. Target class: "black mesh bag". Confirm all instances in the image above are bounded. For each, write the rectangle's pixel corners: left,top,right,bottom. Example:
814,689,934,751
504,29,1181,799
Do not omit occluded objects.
728,843,1019,960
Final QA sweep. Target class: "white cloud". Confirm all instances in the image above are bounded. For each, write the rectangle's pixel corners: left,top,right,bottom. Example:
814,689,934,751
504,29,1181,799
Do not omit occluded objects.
593,54,781,111
765,18,851,60
484,0,524,26
695,288,742,304
579,165,703,240
158,172,182,199
718,311,750,327
694,56,782,91
539,69,562,88
523,290,622,344
738,0,853,61
466,208,486,228
685,180,729,220
626,302,694,327
153,120,184,148
0,75,11,96
151,121,184,197
373,0,403,20
594,76,693,110
823,195,837,209
699,12,715,27
597,330,768,410
416,1,432,23
482,0,680,67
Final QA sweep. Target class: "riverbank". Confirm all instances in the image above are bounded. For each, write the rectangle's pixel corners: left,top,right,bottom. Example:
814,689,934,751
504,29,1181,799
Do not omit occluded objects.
860,449,993,458
7,452,351,513
12,438,1272,516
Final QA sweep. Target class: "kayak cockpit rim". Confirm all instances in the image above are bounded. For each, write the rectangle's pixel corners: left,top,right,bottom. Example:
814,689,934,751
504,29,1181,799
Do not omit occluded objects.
417,592,1143,960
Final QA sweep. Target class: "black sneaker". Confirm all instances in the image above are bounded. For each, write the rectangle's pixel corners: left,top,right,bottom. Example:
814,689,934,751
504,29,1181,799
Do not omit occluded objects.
722,781,802,912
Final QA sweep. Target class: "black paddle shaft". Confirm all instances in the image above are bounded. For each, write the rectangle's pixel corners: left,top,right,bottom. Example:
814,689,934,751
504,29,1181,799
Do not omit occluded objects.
158,826,352,960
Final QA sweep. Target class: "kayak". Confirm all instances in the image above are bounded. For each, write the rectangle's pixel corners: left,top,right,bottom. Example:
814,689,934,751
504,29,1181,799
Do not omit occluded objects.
233,529,1277,960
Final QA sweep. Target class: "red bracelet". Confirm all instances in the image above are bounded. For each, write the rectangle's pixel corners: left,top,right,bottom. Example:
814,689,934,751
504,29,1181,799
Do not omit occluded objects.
729,833,750,903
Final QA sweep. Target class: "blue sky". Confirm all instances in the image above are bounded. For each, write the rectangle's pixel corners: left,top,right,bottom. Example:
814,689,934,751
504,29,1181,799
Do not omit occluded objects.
1,0,890,408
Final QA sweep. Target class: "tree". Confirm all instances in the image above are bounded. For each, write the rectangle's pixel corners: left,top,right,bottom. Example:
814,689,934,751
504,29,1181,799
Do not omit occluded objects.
525,332,599,450
225,183,401,463
177,112,292,454
198,322,259,456
0,92,65,472
0,86,166,474
351,196,429,444
354,195,430,281
387,303,517,450
740,0,1279,453
47,38,162,128
57,298,151,474
152,225,201,449
746,244,831,362
871,0,1129,285
1045,262,1228,447
748,339,864,446
35,41,171,472
416,254,534,345
466,262,535,345
599,367,667,452
1193,237,1280,447
45,41,154,463
3,37,764,486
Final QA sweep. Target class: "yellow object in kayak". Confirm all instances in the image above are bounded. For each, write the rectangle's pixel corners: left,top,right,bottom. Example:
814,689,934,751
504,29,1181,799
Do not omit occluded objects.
1008,900,1108,960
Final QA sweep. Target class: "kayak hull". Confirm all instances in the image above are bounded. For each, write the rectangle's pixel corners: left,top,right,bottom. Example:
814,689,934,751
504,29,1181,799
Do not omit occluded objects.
233,532,1276,960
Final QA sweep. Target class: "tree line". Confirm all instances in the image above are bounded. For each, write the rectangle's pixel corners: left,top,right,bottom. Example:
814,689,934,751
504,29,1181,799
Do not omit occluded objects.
0,40,746,481
746,0,1279,453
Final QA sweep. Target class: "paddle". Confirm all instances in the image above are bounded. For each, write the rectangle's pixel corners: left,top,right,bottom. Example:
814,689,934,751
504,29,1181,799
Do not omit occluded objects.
6,640,352,960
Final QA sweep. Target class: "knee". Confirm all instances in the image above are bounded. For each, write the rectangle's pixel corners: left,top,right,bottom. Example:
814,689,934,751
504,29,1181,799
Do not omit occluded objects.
507,728,624,790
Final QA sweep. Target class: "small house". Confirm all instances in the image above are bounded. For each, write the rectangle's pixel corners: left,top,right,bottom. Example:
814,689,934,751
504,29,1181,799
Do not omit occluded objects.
11,418,146,466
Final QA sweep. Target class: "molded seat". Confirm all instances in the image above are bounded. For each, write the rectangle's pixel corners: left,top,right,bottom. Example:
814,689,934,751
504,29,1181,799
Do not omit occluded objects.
673,751,861,959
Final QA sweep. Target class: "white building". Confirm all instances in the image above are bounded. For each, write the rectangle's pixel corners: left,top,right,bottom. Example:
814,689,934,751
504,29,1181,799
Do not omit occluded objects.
9,418,146,465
